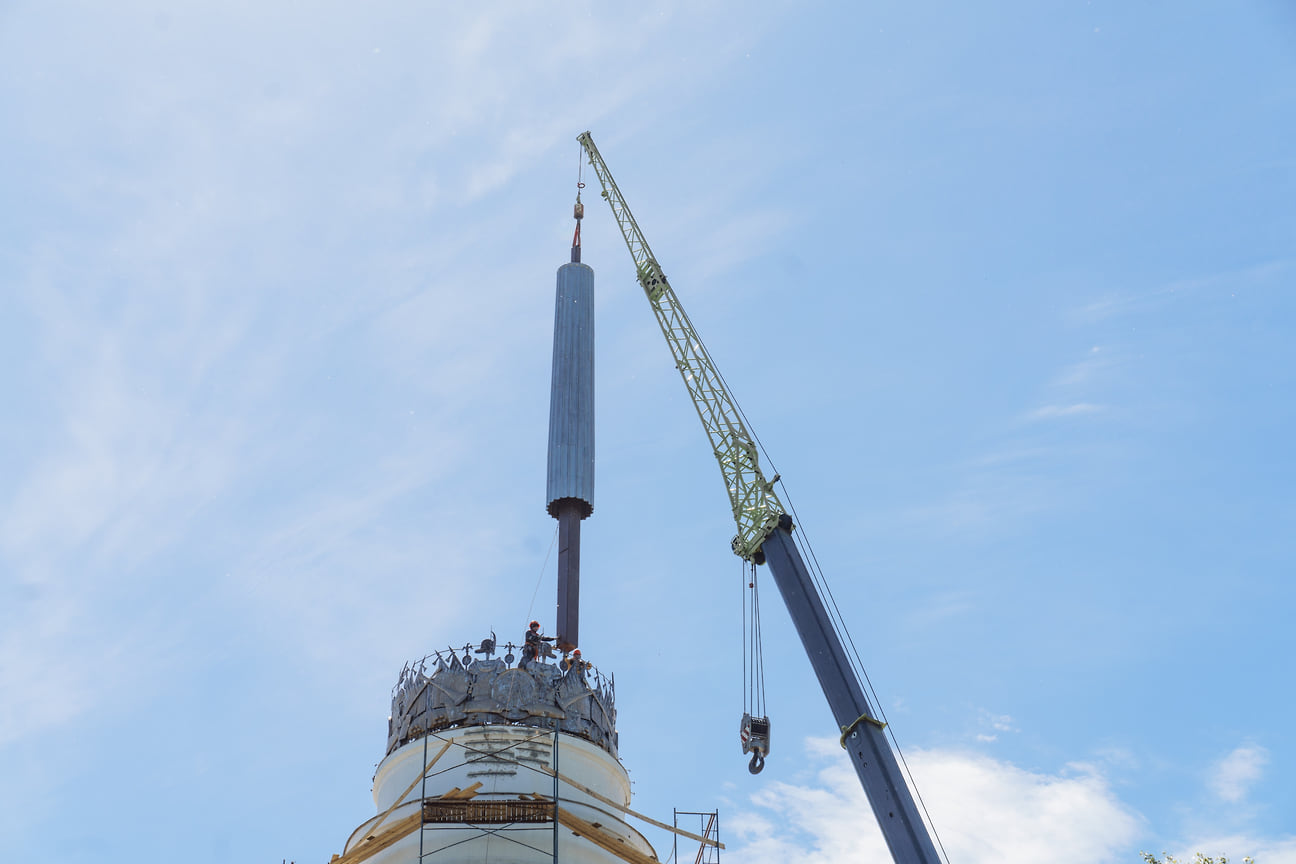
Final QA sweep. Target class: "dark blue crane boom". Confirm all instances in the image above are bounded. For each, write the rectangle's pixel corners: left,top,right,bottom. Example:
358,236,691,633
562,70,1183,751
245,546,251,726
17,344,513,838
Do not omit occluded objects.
577,131,943,864
761,524,942,864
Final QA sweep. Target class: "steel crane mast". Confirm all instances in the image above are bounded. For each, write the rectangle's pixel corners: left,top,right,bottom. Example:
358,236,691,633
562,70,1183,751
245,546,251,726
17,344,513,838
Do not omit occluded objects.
577,131,944,864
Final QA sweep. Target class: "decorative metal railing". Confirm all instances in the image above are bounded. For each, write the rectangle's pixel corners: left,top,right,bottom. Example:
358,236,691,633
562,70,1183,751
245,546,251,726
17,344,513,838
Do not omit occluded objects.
387,635,617,758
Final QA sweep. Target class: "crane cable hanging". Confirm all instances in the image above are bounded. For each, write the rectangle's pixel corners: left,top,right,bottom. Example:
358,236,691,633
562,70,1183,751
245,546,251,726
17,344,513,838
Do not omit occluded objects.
572,146,585,259
710,350,950,862
740,559,770,774
575,130,947,863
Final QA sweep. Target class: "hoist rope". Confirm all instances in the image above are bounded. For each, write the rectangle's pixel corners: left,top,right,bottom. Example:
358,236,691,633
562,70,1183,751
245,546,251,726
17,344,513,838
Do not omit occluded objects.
498,522,561,740
752,562,766,717
711,346,950,864
742,560,767,718
666,279,949,864
526,523,560,625
741,558,748,712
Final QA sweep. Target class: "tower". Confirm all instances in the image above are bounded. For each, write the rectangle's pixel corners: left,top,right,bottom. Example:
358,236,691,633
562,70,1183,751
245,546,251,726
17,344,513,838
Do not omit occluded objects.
329,197,660,864
331,649,653,864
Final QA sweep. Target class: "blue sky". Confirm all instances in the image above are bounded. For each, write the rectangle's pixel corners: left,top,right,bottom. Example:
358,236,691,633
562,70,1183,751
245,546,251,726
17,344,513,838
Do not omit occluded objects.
2,2,1293,862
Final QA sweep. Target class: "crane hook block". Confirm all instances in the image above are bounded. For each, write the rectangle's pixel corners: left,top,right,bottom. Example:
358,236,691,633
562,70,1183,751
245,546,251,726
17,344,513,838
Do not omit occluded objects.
740,712,771,774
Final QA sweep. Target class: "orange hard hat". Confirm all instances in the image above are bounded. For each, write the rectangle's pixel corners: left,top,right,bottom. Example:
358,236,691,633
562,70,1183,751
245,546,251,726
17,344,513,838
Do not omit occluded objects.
572,649,581,656
530,620,540,628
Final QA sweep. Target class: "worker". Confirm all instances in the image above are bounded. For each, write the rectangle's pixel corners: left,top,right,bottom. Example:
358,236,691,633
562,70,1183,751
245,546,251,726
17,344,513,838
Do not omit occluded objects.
562,648,587,673
521,620,554,668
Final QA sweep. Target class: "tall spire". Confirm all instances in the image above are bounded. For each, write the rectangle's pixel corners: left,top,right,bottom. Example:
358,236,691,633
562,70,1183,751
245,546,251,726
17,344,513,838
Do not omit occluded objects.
546,191,594,652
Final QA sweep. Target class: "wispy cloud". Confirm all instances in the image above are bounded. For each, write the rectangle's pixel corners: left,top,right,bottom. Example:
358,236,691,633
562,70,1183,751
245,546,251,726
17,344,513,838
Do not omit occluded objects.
1026,402,1105,421
902,471,1053,538
901,340,1117,537
1022,345,1113,422
973,709,1018,743
1070,260,1290,324
0,0,799,754
1209,743,1269,803
1051,345,1114,388
905,590,977,630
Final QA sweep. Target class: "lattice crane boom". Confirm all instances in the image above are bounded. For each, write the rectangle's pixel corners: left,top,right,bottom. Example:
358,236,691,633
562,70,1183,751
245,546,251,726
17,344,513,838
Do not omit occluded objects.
577,131,784,562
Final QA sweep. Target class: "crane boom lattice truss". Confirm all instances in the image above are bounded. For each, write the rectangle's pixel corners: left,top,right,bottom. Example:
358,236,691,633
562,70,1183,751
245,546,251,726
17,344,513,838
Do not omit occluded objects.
577,132,784,561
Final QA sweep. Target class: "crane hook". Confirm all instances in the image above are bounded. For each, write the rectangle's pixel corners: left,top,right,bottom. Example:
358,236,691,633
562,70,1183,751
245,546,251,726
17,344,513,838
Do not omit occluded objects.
571,183,585,263
748,751,765,774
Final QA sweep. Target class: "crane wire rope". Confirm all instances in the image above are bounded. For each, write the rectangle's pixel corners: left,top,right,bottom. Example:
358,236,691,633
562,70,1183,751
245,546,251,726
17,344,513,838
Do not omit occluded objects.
577,130,947,861
525,522,561,625
498,522,560,741
706,359,875,692
707,357,952,864
741,559,768,719
741,556,748,713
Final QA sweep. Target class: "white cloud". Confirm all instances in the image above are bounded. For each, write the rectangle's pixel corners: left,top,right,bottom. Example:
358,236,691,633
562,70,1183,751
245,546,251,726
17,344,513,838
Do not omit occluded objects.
729,738,1141,864
972,709,1018,743
1209,744,1269,803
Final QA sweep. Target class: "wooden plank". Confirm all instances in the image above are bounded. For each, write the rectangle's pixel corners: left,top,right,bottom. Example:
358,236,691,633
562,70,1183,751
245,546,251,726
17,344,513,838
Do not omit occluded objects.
366,740,452,837
440,781,483,800
557,807,662,864
542,767,723,849
332,811,422,864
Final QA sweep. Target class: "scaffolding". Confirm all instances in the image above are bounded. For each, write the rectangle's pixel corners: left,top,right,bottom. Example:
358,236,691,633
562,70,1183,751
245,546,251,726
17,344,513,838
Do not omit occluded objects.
334,726,724,864
673,810,721,864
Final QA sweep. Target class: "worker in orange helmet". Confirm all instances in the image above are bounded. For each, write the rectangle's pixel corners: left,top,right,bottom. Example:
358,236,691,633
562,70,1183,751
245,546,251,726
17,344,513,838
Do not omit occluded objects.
562,648,586,673
521,620,554,668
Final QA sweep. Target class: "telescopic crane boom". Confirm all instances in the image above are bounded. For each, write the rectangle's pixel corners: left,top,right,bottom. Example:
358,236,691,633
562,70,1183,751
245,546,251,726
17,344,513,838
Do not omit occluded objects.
577,131,943,864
